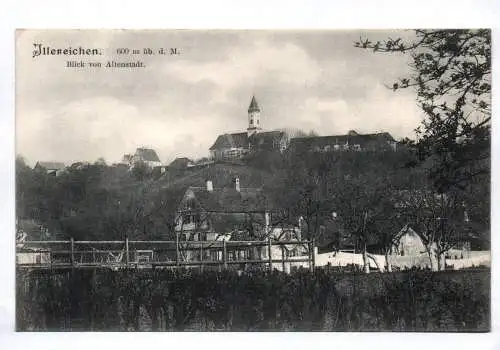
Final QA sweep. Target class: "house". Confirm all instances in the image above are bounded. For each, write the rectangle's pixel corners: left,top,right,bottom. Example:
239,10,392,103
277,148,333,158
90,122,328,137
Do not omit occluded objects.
289,130,397,154
391,225,427,257
70,161,91,170
169,157,194,170
123,148,162,168
16,222,51,265
389,225,476,269
133,147,162,167
209,96,289,160
152,165,169,177
267,225,309,272
174,177,306,268
34,161,66,176
175,177,272,243
16,247,51,265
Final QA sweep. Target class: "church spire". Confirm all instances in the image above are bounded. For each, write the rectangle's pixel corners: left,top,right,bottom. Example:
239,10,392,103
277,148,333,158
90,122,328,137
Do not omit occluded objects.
247,95,262,137
248,95,260,113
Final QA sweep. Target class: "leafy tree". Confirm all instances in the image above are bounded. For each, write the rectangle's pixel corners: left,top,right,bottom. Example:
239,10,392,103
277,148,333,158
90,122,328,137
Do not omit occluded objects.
356,29,491,193
132,161,151,181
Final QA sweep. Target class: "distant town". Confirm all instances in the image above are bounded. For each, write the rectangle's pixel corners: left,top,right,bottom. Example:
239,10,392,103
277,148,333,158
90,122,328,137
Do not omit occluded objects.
34,95,400,176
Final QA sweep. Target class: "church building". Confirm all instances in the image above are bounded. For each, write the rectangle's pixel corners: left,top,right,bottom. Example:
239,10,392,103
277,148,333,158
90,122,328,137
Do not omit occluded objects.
209,96,289,160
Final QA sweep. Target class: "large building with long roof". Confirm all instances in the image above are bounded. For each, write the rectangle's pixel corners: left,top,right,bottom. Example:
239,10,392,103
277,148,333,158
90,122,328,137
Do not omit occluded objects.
289,129,398,154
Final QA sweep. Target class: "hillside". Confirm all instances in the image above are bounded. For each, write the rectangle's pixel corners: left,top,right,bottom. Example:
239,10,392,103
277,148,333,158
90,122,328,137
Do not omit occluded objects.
156,161,275,191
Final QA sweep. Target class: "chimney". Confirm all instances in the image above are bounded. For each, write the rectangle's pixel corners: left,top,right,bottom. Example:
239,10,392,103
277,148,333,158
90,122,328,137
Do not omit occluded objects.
297,216,303,241
206,180,213,192
265,211,271,237
235,177,240,192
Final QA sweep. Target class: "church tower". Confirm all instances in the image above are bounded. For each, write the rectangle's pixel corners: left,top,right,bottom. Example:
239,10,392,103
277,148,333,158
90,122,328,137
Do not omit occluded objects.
247,95,262,137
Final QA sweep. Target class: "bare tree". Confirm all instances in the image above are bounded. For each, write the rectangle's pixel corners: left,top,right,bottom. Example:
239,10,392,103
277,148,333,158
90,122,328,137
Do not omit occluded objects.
399,189,468,271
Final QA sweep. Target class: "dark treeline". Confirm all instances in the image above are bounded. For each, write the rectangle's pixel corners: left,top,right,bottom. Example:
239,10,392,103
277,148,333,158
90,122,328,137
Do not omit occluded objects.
16,158,183,241
16,143,490,272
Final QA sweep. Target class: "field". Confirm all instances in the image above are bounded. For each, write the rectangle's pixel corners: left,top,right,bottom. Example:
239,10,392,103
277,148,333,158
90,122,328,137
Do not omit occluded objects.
16,268,490,332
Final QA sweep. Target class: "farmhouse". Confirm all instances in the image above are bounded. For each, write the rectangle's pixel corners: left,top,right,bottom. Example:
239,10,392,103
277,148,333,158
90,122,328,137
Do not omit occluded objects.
209,96,289,160
122,147,162,168
175,177,272,241
175,177,306,265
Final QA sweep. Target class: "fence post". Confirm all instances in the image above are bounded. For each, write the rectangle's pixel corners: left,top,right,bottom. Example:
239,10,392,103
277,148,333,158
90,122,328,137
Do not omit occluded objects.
281,245,285,273
311,238,316,272
268,238,272,271
200,242,204,272
125,237,129,269
176,233,180,268
70,238,75,267
223,240,227,269
308,240,313,273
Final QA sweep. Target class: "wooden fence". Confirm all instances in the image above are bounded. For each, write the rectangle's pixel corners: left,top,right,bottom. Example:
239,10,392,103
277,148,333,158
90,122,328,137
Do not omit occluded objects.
16,239,316,272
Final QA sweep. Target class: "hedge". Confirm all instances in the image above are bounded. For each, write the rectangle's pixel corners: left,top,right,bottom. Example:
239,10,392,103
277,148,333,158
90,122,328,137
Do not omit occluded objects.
16,268,490,331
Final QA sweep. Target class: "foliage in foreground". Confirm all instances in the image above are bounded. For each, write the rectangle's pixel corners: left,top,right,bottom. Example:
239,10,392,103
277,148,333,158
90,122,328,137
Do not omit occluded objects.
16,268,490,332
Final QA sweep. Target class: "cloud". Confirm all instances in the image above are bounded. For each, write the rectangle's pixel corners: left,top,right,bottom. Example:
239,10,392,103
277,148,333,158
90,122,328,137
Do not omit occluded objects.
16,30,423,166
17,96,224,165
163,39,322,104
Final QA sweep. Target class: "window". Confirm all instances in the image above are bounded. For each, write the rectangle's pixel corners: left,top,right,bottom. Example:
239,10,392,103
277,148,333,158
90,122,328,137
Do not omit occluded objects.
35,255,41,264
210,251,221,261
257,119,259,124
137,255,150,263
182,213,192,224
250,118,253,125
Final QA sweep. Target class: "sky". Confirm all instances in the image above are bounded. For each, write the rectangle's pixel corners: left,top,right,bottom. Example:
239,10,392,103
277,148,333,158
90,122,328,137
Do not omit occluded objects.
16,29,423,166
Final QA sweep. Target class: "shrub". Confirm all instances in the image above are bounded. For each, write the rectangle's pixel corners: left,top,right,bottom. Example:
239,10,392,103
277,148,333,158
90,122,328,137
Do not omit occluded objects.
16,268,490,331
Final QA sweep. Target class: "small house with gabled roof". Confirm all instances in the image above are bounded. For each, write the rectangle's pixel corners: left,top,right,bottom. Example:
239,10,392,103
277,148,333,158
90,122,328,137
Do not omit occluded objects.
34,161,66,176
169,157,194,170
127,147,162,168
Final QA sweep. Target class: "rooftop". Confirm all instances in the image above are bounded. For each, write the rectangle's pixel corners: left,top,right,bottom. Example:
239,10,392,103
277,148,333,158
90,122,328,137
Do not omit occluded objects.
35,161,66,171
248,95,260,113
209,130,286,150
134,148,161,162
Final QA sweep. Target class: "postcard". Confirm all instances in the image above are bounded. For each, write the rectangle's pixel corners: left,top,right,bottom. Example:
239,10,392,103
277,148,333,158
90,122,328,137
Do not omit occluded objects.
15,29,491,332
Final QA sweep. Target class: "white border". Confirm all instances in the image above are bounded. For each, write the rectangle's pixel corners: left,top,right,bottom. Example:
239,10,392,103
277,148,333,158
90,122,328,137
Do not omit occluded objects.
1,1,499,349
